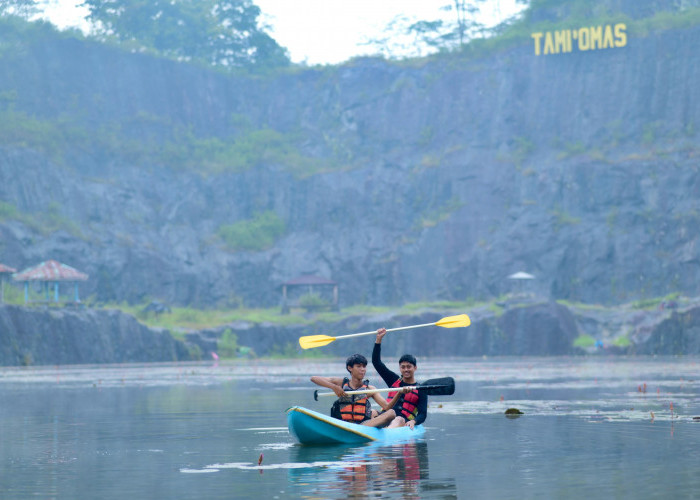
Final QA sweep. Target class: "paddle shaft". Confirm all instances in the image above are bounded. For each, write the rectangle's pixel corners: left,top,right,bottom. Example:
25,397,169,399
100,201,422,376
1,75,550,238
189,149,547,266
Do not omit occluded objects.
333,322,437,341
315,386,415,398
314,377,455,400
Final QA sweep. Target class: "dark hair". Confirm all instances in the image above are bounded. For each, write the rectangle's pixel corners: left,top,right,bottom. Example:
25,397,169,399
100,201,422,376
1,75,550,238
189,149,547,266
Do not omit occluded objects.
398,354,417,367
346,353,368,369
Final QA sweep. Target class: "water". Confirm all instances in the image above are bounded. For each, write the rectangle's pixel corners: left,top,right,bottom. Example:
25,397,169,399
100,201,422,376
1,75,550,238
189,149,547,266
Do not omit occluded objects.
1,357,699,499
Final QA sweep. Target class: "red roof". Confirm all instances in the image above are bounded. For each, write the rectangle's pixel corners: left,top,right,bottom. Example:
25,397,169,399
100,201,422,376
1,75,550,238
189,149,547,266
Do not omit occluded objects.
13,260,88,282
0,263,17,274
282,275,336,286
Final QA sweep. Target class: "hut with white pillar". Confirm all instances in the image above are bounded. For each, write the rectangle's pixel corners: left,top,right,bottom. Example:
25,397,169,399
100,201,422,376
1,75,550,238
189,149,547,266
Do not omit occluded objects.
507,271,535,296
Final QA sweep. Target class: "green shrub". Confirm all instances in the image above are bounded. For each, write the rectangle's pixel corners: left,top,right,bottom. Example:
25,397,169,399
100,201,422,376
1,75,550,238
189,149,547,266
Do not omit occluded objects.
613,336,631,348
298,293,328,309
0,201,18,220
573,334,596,348
217,211,285,251
187,343,203,360
217,329,239,358
631,297,661,310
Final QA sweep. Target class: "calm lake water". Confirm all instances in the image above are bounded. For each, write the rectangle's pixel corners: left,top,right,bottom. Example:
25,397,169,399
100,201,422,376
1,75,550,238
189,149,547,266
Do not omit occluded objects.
1,356,699,499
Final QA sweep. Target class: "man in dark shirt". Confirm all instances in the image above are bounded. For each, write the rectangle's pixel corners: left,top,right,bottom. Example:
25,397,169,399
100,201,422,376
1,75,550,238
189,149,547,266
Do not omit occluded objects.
372,327,428,429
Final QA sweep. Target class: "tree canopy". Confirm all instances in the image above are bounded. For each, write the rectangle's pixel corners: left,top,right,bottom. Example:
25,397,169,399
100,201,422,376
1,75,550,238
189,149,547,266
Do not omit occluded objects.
81,0,289,68
367,0,529,59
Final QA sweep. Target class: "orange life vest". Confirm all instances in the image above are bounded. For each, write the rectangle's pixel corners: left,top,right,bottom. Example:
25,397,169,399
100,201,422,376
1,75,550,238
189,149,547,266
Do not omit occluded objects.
331,378,372,422
387,379,420,420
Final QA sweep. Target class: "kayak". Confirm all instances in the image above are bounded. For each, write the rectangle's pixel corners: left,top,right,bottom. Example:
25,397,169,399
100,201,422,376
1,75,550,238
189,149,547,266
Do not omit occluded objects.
286,406,425,445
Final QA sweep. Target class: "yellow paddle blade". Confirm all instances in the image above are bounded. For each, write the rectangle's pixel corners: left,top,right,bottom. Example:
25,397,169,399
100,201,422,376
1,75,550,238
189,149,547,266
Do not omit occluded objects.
435,314,471,328
299,334,337,349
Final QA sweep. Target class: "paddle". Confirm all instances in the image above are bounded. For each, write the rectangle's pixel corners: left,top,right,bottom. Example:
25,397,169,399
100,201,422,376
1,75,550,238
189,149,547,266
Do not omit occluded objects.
314,377,455,400
299,314,470,349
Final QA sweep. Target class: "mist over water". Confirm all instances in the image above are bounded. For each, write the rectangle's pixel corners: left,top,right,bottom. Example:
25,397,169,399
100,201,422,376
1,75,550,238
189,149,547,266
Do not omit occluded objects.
1,357,699,498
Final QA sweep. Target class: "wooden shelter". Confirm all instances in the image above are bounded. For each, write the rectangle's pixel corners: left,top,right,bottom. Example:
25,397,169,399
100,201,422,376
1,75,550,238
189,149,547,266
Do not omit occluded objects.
281,275,338,314
0,263,17,303
13,260,88,304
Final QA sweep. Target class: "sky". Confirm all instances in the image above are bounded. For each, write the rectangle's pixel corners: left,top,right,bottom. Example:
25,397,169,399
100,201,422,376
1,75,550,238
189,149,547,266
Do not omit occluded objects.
39,0,526,65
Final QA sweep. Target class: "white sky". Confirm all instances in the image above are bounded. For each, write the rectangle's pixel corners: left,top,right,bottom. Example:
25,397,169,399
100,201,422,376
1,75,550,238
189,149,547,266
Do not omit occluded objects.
39,0,525,65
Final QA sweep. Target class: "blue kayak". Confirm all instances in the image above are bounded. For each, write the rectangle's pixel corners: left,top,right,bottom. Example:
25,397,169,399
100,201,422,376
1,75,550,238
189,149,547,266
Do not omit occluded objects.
286,406,425,445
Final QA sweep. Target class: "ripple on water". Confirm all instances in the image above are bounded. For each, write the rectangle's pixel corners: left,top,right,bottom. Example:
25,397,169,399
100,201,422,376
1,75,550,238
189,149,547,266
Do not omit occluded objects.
180,459,381,473
431,397,698,423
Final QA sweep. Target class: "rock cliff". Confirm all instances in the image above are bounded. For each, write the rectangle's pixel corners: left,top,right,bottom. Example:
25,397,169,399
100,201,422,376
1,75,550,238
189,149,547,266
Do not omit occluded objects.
0,305,191,366
1,18,699,310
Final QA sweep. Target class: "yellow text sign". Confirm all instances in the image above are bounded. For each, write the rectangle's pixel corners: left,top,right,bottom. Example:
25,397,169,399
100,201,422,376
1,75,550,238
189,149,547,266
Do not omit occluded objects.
531,23,627,56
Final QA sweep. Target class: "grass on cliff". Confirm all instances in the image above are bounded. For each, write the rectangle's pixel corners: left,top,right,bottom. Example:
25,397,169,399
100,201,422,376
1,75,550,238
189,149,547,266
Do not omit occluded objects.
573,334,631,349
0,106,330,177
3,288,685,333
217,211,285,251
113,303,308,332
0,200,85,238
102,298,488,334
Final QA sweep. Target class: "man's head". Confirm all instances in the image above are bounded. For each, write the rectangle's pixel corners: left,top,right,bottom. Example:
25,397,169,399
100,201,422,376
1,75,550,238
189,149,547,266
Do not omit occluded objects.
398,354,416,367
346,353,368,375
398,354,417,382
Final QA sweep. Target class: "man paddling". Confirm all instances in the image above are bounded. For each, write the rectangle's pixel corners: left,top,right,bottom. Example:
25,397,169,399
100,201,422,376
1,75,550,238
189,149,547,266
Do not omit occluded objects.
310,354,405,427
372,328,428,429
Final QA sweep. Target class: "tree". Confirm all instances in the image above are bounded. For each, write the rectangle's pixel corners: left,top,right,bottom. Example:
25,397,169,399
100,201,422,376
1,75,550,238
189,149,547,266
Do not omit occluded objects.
81,0,289,68
452,0,482,46
367,0,528,59
406,19,448,51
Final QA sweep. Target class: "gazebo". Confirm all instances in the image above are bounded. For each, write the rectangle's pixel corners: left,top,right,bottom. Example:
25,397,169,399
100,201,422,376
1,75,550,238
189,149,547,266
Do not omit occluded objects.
507,271,535,295
13,260,89,304
281,275,338,314
0,263,17,303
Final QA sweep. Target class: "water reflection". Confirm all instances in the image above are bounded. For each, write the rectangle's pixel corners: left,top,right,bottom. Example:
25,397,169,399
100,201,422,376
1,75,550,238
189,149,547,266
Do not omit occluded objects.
289,441,456,499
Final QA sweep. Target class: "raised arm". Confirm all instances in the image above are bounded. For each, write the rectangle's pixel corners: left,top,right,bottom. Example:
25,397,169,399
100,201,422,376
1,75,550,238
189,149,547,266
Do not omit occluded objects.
372,331,400,387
